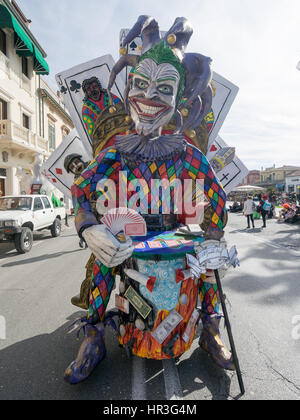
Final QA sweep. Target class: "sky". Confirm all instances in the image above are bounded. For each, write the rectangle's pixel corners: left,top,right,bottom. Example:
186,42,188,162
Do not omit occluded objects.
16,0,300,170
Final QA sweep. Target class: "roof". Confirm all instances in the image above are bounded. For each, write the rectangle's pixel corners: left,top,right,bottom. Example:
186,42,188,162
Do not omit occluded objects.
286,171,300,178
263,165,300,172
0,4,49,74
2,0,46,57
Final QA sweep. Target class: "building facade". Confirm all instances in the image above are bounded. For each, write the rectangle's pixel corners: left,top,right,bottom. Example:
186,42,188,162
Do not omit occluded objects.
240,169,260,186
258,165,300,190
0,0,73,197
285,171,300,193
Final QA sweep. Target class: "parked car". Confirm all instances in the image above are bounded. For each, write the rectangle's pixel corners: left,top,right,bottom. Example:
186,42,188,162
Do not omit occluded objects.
0,195,66,254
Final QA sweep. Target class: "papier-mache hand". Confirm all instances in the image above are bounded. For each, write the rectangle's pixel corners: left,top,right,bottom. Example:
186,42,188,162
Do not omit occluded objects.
187,239,239,280
82,225,134,268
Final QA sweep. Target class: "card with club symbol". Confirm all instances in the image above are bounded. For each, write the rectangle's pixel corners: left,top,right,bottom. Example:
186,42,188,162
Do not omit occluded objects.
56,55,126,153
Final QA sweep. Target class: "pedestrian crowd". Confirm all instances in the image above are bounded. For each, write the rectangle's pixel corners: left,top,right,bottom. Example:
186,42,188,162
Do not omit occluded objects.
229,191,300,230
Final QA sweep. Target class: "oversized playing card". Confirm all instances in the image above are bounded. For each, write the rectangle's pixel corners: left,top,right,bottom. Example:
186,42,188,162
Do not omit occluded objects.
101,207,147,237
119,28,166,82
208,72,239,147
56,55,126,152
41,129,93,198
206,135,248,194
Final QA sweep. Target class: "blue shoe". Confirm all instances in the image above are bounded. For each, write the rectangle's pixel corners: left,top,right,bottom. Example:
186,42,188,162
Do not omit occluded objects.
64,323,106,384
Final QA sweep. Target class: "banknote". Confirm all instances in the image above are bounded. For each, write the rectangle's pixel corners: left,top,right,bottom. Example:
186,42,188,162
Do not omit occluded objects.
152,310,183,345
182,309,200,343
124,286,152,319
115,294,130,314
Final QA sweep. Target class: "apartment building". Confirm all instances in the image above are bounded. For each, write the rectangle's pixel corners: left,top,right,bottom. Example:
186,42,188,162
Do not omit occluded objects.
285,171,300,193
0,0,73,197
258,165,300,190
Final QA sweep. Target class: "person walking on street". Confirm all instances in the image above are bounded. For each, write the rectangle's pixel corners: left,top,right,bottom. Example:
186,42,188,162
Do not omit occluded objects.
244,195,256,229
259,194,271,228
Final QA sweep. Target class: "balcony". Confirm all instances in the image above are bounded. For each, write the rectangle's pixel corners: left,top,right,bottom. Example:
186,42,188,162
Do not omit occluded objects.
0,119,50,156
255,179,286,189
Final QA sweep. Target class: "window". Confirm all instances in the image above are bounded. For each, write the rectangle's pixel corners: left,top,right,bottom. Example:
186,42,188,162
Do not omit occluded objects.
33,197,43,211
0,99,8,120
0,179,5,197
42,197,51,209
0,29,6,56
22,57,29,78
22,113,30,129
49,123,56,149
61,126,70,140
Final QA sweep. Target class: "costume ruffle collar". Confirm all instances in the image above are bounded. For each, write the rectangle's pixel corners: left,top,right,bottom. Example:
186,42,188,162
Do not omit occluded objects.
115,133,186,162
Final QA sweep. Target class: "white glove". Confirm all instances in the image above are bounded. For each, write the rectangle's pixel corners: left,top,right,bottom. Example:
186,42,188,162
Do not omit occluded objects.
82,225,134,268
186,254,225,281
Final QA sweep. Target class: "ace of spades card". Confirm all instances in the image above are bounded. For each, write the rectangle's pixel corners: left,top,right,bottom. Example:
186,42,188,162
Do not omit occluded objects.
119,29,166,83
41,129,93,199
207,135,248,194
56,55,126,153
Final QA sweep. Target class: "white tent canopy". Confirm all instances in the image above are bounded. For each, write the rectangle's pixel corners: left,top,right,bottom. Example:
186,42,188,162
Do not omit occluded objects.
233,185,265,192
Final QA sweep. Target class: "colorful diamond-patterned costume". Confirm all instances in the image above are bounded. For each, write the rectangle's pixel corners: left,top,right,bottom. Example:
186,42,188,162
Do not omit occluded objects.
72,140,226,329
64,16,236,383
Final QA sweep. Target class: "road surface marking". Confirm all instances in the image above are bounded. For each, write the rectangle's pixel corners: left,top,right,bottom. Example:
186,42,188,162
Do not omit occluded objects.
131,356,184,400
162,359,184,400
132,356,147,400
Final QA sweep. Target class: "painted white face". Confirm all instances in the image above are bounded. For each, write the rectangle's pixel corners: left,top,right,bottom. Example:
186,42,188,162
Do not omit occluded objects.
128,59,180,136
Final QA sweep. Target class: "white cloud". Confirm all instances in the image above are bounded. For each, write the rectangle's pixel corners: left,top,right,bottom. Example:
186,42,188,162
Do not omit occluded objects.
18,0,300,169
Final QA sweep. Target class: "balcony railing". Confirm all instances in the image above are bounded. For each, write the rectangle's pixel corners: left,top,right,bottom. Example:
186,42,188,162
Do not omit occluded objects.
0,120,49,153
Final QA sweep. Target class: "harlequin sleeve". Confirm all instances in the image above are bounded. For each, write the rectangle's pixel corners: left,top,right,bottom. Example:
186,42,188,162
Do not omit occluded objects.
200,153,227,239
72,152,108,238
182,145,227,239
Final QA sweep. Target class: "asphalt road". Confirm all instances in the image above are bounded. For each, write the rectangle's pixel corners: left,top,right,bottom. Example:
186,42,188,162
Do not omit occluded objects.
0,214,300,401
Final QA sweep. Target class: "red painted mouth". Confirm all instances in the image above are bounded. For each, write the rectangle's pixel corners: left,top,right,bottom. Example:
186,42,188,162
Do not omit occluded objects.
129,97,170,118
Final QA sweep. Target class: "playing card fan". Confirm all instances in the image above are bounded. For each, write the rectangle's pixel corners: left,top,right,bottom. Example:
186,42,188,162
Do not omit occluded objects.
101,207,147,237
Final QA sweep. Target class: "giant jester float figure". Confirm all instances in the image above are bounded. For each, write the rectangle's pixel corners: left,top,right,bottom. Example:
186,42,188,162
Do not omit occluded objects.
63,16,242,386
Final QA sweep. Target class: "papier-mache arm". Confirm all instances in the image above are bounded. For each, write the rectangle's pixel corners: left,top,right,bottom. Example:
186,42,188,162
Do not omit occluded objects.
71,149,118,238
195,149,227,240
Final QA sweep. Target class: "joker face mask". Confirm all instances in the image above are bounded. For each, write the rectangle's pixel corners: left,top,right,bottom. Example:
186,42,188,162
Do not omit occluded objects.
128,58,180,137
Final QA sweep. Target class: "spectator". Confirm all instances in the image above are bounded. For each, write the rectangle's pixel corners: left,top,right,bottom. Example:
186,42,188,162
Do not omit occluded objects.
243,195,256,229
60,197,69,227
259,194,271,228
